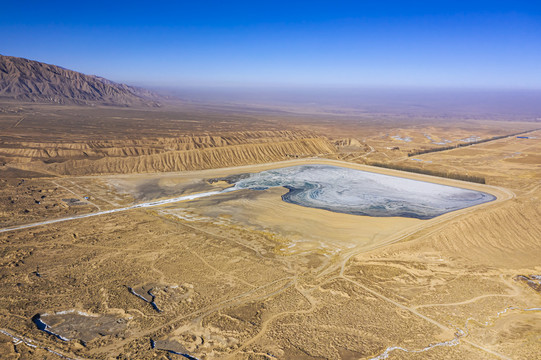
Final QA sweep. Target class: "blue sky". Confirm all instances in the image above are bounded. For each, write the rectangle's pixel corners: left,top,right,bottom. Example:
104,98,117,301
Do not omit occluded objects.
2,1,540,89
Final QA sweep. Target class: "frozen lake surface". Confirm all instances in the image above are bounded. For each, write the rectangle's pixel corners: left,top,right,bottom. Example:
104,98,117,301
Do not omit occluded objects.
231,165,495,219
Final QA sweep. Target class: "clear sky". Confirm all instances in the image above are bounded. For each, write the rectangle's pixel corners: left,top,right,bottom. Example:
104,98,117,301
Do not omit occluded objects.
2,1,540,89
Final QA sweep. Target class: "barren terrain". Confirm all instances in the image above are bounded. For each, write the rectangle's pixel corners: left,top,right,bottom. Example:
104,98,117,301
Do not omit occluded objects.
0,100,540,360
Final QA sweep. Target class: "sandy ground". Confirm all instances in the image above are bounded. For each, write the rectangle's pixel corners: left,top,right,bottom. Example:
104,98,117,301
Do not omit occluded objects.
0,117,540,359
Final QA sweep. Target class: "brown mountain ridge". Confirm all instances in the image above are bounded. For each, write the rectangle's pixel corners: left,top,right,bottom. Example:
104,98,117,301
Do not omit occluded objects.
0,54,161,107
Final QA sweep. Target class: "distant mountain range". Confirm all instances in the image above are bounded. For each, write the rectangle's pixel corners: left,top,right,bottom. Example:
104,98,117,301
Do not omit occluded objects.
0,54,161,107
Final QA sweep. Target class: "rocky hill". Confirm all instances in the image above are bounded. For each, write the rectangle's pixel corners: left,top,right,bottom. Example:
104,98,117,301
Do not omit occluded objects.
0,54,160,107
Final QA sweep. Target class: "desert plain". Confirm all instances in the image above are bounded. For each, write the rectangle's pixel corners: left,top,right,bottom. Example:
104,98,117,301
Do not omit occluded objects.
0,100,540,360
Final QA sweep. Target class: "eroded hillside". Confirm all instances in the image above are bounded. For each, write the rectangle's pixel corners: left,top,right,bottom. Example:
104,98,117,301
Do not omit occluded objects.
13,132,334,175
0,103,337,176
1,131,334,176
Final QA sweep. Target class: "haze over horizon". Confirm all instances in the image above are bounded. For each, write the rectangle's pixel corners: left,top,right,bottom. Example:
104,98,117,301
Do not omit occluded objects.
2,1,541,90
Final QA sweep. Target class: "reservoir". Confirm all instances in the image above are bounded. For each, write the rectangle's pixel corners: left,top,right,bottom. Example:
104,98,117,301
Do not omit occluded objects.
229,165,496,219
